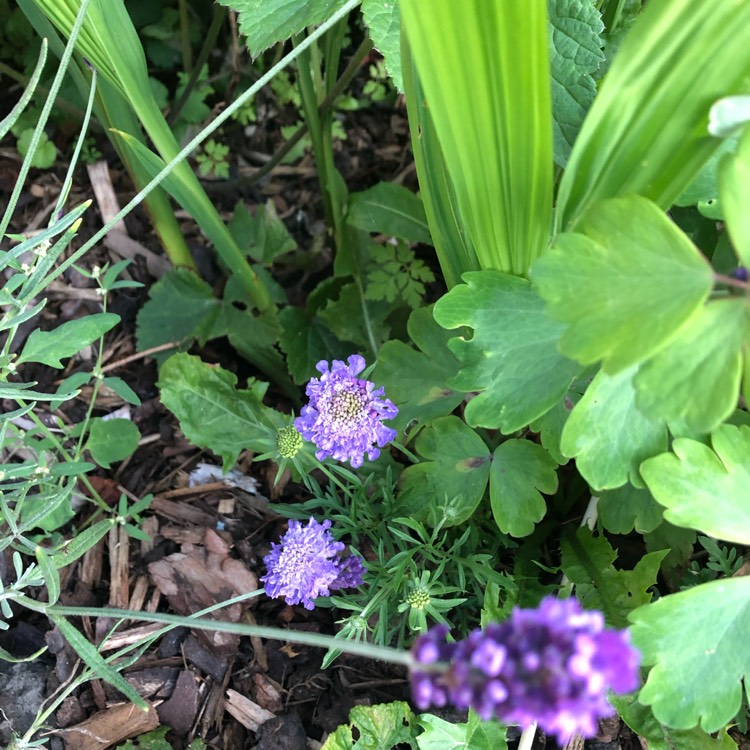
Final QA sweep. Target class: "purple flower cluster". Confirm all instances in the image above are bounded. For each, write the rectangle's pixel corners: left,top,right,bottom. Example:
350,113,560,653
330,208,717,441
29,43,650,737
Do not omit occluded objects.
261,517,365,610
294,355,398,468
411,597,640,744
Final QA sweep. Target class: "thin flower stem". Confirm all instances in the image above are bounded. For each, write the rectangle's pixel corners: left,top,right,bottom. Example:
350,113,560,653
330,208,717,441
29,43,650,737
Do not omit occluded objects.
46,602,413,666
518,722,537,750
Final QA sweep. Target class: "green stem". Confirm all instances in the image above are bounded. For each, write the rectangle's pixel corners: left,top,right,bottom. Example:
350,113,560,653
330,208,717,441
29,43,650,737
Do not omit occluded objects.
46,603,413,666
178,0,193,73
169,4,227,126
46,0,363,295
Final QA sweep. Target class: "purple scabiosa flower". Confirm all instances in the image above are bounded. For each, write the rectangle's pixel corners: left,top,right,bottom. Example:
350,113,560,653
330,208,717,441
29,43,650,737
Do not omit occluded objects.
410,596,640,745
261,517,365,610
294,355,398,469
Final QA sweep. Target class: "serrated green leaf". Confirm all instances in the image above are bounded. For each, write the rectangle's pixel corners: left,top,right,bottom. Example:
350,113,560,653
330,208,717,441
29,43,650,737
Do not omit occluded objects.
634,300,749,433
218,0,346,56
417,711,507,750
398,416,490,527
533,196,714,372
374,306,464,434
87,418,141,469
489,439,558,538
349,702,417,750
720,121,750,267
613,696,738,750
630,577,750,732
361,0,402,90
644,520,696,575
136,268,220,355
157,353,273,472
640,424,750,545
561,527,665,628
598,484,663,535
561,366,667,490
18,313,120,368
347,182,430,244
228,200,297,264
548,0,604,167
433,271,581,433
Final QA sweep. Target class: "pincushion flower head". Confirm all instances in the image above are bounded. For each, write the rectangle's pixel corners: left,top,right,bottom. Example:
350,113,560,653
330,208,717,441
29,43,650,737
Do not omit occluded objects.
261,517,365,610
294,355,398,468
411,596,640,745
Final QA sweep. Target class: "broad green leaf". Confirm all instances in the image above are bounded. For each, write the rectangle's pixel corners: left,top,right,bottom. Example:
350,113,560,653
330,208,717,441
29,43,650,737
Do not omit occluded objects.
613,696,738,750
318,282,392,351
417,712,507,750
157,353,273,472
528,380,587,465
630,577,750,731
218,0,346,57
598,484,663,535
400,0,553,275
644,521,696,576
278,306,351,384
561,527,665,628
87,418,141,469
533,196,714,372
719,122,750,267
634,300,749,433
555,0,750,230
676,137,737,209
321,701,417,750
398,416,490,527
18,313,120,368
228,200,297,264
640,424,750,545
433,271,581,432
489,439,558,538
347,182,431,245
136,269,220,355
361,0,402,91
561,366,667,490
548,0,604,167
374,306,464,435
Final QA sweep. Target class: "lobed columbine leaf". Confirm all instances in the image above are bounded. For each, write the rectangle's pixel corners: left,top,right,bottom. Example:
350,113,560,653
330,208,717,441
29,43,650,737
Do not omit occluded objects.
410,596,640,745
261,517,365,610
294,355,398,468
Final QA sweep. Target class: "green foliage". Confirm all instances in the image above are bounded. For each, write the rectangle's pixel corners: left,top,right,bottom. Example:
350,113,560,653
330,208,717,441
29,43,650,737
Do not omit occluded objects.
720,122,750,268
630,577,750,732
228,200,297,264
195,139,230,179
86,418,141,469
433,271,581,433
365,242,434,309
533,196,714,372
347,182,431,245
16,128,57,168
219,0,346,57
561,527,666,628
613,696,738,750
417,712,507,750
560,366,667,490
322,702,418,750
598,484,663,535
374,306,464,435
117,727,172,750
361,0,401,90
17,313,120,368
641,424,750,545
548,0,604,167
157,353,278,472
400,0,553,276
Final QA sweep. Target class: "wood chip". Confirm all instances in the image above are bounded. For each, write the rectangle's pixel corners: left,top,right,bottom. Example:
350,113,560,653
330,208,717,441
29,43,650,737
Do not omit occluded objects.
57,701,159,750
87,161,127,233
107,524,130,609
225,689,274,732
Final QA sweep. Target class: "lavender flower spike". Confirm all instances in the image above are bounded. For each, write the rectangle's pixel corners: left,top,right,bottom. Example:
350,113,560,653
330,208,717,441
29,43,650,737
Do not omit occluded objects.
294,355,398,468
261,517,365,610
411,596,641,745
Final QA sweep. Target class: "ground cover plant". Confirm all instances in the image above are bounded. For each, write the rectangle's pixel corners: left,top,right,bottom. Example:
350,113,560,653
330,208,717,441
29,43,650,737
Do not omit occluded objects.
1,0,750,748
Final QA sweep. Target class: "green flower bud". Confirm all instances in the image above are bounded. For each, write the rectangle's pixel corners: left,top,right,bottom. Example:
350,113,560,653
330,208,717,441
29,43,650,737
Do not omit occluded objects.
277,425,303,459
